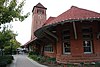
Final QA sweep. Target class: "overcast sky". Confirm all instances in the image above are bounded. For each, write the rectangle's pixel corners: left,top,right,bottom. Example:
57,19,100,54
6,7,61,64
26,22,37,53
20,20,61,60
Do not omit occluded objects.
11,0,100,45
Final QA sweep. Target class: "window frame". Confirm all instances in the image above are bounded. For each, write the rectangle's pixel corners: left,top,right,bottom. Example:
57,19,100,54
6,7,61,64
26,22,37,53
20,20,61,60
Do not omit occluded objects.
82,26,93,40
37,9,44,14
63,41,71,54
44,44,53,52
83,40,93,54
62,29,70,41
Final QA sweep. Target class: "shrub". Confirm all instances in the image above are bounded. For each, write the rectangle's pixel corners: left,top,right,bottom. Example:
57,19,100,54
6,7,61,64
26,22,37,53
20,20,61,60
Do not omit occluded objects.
29,55,46,63
37,56,45,63
28,54,56,64
6,59,12,64
0,61,7,67
46,57,56,64
28,51,33,55
95,62,100,67
28,51,39,56
0,55,14,67
29,55,38,61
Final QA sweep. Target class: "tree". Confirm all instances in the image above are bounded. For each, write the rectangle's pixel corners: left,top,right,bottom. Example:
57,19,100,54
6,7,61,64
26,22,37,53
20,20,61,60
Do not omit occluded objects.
0,25,21,55
0,0,29,55
4,39,21,55
0,26,13,47
0,0,30,25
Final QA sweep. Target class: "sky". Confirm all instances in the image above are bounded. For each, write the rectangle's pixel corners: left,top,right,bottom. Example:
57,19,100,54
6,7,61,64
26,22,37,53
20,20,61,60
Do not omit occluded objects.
11,0,100,45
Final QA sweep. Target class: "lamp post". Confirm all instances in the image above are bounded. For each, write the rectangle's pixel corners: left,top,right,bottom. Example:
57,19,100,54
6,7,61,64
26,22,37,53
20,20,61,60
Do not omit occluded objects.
10,38,14,55
10,43,12,55
0,49,3,56
10,36,15,55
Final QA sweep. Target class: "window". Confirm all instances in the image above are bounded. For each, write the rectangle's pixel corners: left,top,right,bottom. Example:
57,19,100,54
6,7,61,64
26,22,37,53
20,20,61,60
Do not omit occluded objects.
62,29,70,40
62,28,71,54
63,35,70,40
83,40,92,54
51,29,57,35
82,27,92,33
63,29,70,34
37,9,44,14
44,44,53,52
82,27,93,39
63,41,71,54
82,33,92,39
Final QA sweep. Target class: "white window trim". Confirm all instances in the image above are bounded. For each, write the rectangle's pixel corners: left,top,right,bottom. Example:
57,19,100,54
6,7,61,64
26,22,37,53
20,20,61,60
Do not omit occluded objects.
83,40,93,54
44,51,54,53
63,42,71,54
44,44,53,52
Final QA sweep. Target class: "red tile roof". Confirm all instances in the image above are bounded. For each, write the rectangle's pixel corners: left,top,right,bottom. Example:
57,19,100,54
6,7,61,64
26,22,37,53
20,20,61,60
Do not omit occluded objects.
44,17,55,25
45,6,100,25
23,37,37,46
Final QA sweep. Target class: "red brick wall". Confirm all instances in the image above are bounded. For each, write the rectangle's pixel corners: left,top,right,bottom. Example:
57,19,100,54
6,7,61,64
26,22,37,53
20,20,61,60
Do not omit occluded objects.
56,24,63,56
44,43,56,57
43,21,100,63
92,22,100,55
31,7,46,39
71,22,83,56
44,52,55,58
56,22,100,63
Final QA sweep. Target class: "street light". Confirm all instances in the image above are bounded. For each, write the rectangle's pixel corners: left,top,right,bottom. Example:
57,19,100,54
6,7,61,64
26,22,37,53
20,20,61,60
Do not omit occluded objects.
10,43,12,55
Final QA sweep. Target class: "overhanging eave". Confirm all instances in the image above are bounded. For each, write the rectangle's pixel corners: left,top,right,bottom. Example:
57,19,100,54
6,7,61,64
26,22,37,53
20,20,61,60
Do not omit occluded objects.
34,18,100,41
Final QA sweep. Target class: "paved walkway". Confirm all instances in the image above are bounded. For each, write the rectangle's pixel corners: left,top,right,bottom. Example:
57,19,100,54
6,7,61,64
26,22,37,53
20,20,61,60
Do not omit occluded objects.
7,55,48,67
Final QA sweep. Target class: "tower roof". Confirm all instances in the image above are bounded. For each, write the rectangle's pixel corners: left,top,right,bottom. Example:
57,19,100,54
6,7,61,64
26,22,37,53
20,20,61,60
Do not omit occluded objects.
32,3,47,12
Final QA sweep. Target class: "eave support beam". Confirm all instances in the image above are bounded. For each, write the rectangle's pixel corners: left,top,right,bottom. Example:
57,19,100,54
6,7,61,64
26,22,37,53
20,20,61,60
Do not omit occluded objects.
44,34,54,42
35,41,41,45
72,22,77,39
44,30,58,41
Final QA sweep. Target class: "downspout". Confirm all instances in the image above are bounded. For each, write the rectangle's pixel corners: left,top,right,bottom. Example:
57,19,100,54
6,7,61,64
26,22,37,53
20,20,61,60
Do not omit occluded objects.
72,22,77,39
97,32,100,39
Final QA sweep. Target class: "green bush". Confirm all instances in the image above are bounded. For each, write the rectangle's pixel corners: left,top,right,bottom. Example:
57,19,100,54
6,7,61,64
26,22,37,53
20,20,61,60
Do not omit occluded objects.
0,61,7,67
28,54,56,64
28,51,39,56
95,62,100,67
0,55,14,67
37,56,45,63
6,59,12,64
28,51,33,55
29,55,46,63
46,57,56,63
29,55,38,61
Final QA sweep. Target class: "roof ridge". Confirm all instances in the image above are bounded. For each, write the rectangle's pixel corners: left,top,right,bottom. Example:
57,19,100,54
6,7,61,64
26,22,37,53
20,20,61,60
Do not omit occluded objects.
71,6,100,14
35,3,45,8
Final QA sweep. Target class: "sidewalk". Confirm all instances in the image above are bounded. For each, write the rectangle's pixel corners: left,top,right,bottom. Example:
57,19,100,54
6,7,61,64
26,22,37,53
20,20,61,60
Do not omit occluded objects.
7,55,48,67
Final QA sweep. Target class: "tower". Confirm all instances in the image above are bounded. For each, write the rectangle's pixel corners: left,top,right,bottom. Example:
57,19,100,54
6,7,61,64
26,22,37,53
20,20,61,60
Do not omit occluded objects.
31,3,47,39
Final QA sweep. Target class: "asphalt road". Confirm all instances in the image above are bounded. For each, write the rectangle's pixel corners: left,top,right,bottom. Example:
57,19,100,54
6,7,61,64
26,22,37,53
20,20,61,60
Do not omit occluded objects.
7,54,48,67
